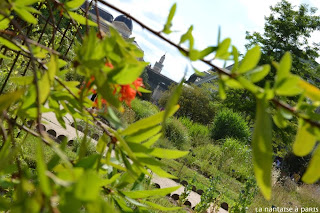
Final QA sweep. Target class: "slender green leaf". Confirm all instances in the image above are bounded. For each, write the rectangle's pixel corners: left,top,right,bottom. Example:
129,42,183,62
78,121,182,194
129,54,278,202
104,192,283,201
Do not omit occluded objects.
238,46,261,73
215,38,231,59
68,11,97,26
293,120,317,157
298,79,320,101
275,75,302,96
13,6,37,24
121,105,179,136
272,110,287,128
231,46,239,73
126,125,162,143
252,98,272,200
36,140,52,196
162,3,176,34
302,146,320,184
143,133,162,148
276,52,291,81
0,89,25,112
246,65,270,83
143,201,181,211
150,148,188,159
66,0,86,10
163,79,184,121
218,79,226,100
0,37,21,51
15,0,41,6
74,170,101,201
123,186,180,199
147,165,176,178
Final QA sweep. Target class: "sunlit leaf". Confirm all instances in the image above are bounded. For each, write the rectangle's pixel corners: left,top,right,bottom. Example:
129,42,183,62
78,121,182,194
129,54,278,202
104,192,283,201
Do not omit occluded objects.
293,120,317,157
275,75,302,96
123,186,180,199
276,52,291,81
252,98,272,200
298,79,320,101
246,65,270,83
162,3,176,34
0,37,21,51
66,0,86,10
0,89,25,112
302,146,320,184
36,139,52,196
13,6,37,24
238,45,261,73
150,148,188,159
215,38,231,59
68,11,97,26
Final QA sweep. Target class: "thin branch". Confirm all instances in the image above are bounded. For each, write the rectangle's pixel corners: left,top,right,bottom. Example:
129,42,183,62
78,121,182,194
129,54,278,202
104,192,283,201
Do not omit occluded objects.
96,0,232,77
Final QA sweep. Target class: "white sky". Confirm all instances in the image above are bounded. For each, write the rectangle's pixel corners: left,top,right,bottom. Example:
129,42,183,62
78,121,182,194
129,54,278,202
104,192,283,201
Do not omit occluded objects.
102,0,320,81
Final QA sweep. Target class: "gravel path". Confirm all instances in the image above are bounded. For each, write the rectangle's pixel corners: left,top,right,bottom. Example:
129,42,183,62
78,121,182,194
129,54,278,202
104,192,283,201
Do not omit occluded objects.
42,112,228,212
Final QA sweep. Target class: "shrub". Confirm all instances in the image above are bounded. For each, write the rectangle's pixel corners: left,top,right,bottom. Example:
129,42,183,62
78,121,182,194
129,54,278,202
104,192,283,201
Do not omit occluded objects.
220,138,253,181
179,117,210,138
159,84,215,124
130,99,159,120
164,118,190,150
210,108,251,142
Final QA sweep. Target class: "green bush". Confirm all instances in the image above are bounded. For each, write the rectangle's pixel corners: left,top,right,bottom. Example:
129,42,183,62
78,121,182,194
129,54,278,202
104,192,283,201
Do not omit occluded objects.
72,137,97,157
179,117,210,138
164,118,190,150
210,108,251,142
220,138,253,181
130,99,159,120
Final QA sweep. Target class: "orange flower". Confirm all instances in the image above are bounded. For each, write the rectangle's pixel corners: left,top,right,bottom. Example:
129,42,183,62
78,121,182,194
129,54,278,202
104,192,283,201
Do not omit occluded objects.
119,78,144,106
105,61,114,69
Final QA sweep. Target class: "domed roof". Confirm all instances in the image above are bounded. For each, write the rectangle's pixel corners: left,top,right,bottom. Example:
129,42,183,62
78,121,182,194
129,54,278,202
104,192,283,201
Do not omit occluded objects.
114,15,133,31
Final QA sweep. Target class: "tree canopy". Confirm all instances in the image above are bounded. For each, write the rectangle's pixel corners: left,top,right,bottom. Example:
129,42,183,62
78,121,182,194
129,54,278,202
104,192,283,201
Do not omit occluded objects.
246,0,320,82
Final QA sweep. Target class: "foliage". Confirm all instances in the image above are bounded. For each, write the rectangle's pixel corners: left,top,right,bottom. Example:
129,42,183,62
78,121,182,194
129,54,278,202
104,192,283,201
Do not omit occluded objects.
210,108,251,142
179,116,209,138
245,0,320,83
1,0,320,209
195,176,221,213
130,98,159,120
231,178,258,213
159,84,215,125
164,117,190,150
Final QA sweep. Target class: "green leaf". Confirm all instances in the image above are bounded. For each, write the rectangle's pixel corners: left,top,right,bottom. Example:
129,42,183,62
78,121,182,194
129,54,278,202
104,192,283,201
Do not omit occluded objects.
163,80,184,122
276,52,292,81
15,0,41,6
272,110,287,128
298,80,320,101
143,201,181,211
66,0,86,10
238,45,261,73
36,139,52,196
0,37,21,51
121,105,179,136
109,62,149,85
162,3,176,34
293,120,317,157
74,170,101,201
215,38,231,59
179,26,194,50
252,98,272,200
231,46,239,73
10,76,33,85
302,146,320,184
126,125,162,143
218,79,226,100
38,55,58,103
0,89,25,112
275,75,302,96
147,165,176,178
143,133,162,148
0,17,10,31
246,65,270,83
13,6,37,24
150,148,188,159
123,186,180,199
68,11,97,26
225,78,243,89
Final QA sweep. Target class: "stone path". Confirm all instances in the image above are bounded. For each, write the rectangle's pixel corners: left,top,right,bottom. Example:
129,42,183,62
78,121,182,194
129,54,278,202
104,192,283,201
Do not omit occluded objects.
41,112,228,212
